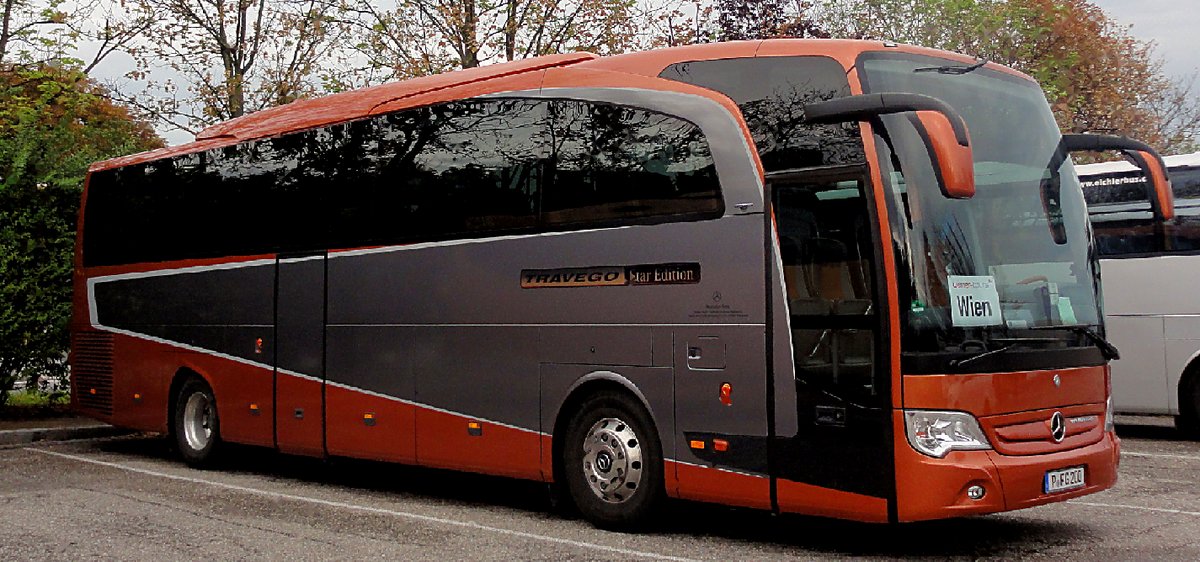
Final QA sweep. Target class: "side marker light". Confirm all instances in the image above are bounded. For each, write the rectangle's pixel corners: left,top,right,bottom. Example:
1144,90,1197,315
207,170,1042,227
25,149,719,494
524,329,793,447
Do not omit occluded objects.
468,421,483,436
689,440,706,450
713,439,729,452
363,413,376,427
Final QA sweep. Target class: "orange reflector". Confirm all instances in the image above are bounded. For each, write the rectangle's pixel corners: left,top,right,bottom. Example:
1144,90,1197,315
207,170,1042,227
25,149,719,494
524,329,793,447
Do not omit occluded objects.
467,421,483,436
364,413,375,420
468,422,481,429
89,388,97,395
689,439,706,450
713,439,729,452
133,393,142,400
249,403,259,410
719,383,733,406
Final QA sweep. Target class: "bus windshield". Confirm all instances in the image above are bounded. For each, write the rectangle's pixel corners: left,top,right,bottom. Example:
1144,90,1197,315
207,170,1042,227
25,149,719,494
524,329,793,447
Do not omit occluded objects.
860,52,1104,373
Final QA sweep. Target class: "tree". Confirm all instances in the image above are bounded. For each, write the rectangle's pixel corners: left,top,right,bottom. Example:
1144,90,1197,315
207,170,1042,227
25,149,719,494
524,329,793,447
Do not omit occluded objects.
2,0,152,73
716,0,827,41
638,0,718,48
122,0,343,133
639,0,827,47
817,0,1199,154
0,0,67,64
341,0,639,85
0,64,162,406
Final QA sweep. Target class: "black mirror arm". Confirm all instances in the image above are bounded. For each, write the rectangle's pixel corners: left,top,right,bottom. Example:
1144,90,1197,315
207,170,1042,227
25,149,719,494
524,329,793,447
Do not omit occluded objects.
1061,134,1169,179
804,93,970,146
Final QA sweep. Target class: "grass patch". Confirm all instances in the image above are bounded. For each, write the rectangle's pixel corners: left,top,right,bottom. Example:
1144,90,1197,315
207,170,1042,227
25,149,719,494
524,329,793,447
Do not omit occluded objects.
2,390,73,420
7,390,70,408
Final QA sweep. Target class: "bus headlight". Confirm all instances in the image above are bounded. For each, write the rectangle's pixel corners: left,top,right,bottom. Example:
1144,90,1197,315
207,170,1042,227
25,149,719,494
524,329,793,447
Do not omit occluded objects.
1105,396,1115,433
904,410,992,458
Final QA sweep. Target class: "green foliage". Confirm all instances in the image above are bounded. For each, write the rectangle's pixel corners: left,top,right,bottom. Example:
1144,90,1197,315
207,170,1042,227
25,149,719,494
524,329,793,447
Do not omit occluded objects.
0,63,162,407
5,388,70,408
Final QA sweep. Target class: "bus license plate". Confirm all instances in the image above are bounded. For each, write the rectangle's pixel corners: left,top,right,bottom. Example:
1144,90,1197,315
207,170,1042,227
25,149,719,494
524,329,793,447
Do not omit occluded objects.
1044,466,1086,493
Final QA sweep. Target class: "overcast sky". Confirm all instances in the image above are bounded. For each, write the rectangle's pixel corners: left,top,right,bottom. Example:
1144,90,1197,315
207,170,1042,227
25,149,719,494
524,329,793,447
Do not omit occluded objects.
1090,0,1199,82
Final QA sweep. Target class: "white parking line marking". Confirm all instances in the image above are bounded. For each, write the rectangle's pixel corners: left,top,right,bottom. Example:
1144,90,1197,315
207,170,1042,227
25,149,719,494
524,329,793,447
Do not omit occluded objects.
1071,501,1200,517
27,448,696,562
1122,451,1200,461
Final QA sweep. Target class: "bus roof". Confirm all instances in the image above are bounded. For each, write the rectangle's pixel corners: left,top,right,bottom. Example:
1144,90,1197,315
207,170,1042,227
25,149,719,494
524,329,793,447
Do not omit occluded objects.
89,39,1036,173
576,38,1034,83
1075,151,1200,176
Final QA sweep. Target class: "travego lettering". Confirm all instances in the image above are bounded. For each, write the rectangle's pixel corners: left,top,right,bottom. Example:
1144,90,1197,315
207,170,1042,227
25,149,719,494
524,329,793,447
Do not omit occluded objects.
521,263,701,289
522,271,622,285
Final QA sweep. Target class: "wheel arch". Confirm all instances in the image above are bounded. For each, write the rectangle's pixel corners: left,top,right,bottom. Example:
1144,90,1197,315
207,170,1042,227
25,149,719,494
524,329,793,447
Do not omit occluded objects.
1175,348,1200,415
550,371,661,486
166,366,213,436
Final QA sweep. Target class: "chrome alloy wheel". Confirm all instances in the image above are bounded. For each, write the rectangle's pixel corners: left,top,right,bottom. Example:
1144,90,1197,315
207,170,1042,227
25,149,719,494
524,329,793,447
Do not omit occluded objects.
182,392,214,452
581,417,643,504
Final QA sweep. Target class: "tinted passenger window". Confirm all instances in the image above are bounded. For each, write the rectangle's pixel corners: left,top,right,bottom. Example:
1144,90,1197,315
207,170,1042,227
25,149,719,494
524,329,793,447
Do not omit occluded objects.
544,100,721,225
1167,167,1200,252
83,97,723,267
336,99,550,246
1083,166,1200,258
660,56,864,172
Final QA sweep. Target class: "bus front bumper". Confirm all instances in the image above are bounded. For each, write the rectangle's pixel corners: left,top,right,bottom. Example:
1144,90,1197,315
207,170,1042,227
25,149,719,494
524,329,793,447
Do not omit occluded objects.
895,429,1120,522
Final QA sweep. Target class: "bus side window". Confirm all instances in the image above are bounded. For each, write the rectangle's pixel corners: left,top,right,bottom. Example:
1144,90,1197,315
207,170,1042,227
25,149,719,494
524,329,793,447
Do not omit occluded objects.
360,99,549,244
543,99,722,227
1082,168,1169,258
1167,167,1200,252
1089,207,1159,257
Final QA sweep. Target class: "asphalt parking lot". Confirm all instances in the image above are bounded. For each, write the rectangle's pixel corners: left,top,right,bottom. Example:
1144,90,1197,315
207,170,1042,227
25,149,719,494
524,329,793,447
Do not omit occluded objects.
1,416,1198,561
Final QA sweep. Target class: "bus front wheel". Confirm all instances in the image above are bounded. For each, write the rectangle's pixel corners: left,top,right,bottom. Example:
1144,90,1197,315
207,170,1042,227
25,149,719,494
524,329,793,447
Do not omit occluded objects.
173,378,223,466
563,391,664,530
1177,372,1200,440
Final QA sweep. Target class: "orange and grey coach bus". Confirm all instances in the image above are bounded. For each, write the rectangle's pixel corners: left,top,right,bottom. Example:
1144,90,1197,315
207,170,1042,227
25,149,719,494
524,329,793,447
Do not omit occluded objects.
72,40,1138,527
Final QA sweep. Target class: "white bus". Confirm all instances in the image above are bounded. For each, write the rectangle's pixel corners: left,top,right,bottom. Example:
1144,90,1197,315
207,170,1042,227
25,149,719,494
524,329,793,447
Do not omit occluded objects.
1078,152,1200,437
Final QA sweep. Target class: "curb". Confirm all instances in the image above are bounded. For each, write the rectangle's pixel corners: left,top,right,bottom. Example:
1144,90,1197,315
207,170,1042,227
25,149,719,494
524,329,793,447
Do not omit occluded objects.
0,424,133,447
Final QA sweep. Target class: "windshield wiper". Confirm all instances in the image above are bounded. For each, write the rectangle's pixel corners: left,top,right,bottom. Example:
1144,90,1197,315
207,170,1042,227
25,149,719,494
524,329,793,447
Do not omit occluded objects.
914,59,988,75
949,343,1020,369
1028,325,1121,360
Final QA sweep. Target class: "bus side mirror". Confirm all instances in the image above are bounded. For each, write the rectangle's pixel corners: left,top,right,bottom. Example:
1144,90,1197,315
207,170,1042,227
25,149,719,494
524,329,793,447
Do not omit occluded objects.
805,92,975,199
1061,134,1174,221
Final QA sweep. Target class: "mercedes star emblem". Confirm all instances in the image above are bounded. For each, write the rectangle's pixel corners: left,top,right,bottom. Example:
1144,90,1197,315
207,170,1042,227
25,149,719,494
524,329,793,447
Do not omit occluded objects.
1050,411,1066,443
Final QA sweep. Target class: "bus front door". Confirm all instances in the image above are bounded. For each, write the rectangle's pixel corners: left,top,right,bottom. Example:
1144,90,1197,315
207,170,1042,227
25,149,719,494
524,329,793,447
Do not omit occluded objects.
769,166,893,521
274,253,327,456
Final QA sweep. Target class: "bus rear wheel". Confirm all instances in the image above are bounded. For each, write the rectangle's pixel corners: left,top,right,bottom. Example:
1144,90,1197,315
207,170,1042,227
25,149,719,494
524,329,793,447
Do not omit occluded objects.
1177,372,1200,440
562,391,664,530
173,378,223,467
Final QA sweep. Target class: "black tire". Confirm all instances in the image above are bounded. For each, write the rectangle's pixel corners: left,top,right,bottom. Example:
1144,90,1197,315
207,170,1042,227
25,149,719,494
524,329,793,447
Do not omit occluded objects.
562,391,664,530
1176,372,1200,440
173,378,222,467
